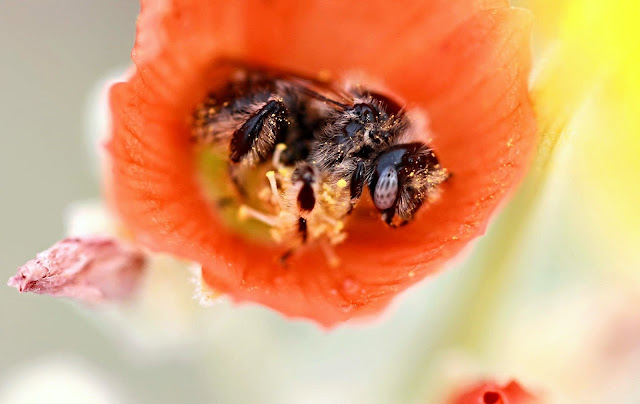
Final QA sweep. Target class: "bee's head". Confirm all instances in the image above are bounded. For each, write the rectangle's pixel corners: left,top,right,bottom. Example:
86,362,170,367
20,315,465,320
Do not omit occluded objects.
348,89,408,146
368,142,446,226
341,100,404,151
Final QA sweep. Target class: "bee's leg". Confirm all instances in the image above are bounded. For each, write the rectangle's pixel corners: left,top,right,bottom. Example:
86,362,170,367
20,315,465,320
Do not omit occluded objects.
381,210,394,227
347,159,366,213
278,225,304,267
297,217,308,243
381,210,410,228
229,99,289,164
395,219,410,228
279,249,294,267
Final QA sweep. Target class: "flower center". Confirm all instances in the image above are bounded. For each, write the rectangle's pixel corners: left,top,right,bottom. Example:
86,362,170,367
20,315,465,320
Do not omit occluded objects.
191,63,448,264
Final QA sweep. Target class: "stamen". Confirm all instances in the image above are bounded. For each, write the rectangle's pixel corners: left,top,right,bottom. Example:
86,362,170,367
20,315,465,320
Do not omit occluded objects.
277,167,290,177
321,213,341,228
191,67,450,266
265,171,282,207
272,143,287,169
270,228,283,243
238,205,278,227
320,240,340,268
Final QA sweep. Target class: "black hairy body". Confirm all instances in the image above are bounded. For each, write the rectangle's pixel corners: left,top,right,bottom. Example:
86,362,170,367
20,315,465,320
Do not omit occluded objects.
192,64,449,258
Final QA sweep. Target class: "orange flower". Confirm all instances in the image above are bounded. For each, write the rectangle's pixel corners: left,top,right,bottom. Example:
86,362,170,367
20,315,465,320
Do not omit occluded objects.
108,0,536,326
448,380,538,404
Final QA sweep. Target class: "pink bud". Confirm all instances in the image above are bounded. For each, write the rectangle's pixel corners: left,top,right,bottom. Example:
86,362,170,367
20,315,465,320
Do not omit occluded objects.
8,237,146,303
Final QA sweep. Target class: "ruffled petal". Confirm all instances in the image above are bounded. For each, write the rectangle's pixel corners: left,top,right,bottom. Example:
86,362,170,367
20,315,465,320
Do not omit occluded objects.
241,0,508,73
108,0,536,326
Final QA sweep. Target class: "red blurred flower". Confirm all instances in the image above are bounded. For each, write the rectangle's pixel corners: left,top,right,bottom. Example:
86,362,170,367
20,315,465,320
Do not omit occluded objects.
448,380,538,404
107,0,535,326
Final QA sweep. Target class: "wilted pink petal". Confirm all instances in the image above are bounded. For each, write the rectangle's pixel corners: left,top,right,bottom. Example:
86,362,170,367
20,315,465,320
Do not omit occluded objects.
8,237,146,303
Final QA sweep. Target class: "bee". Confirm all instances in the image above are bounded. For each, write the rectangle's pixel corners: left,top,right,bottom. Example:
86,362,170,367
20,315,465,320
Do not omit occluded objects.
192,63,448,263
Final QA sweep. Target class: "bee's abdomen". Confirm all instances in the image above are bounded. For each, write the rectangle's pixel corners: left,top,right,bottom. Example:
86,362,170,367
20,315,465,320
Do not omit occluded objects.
192,70,280,146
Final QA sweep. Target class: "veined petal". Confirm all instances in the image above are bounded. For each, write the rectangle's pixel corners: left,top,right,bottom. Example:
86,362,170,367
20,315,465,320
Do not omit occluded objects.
108,1,536,326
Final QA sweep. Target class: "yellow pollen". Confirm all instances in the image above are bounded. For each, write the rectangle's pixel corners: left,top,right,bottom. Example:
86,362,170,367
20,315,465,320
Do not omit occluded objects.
237,205,250,221
336,179,348,188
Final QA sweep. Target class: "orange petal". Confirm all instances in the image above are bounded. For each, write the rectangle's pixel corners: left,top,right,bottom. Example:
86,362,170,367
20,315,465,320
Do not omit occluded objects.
108,1,536,326
242,0,508,73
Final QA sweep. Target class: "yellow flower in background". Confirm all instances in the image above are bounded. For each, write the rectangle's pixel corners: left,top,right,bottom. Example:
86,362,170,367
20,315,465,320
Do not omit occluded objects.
407,1,640,401
526,0,640,279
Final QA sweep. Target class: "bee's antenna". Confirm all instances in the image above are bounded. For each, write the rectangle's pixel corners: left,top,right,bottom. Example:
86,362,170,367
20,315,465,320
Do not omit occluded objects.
298,87,349,109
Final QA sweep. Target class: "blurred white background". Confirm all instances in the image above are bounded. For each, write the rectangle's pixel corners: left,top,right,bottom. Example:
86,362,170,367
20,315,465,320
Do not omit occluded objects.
0,2,213,402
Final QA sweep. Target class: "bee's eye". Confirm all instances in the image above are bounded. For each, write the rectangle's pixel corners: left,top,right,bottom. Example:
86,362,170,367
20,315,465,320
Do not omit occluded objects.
353,103,377,123
343,121,363,139
366,92,403,116
373,165,398,210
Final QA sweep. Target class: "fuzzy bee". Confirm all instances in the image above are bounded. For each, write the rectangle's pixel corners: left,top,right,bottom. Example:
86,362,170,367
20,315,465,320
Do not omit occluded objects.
192,63,448,261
